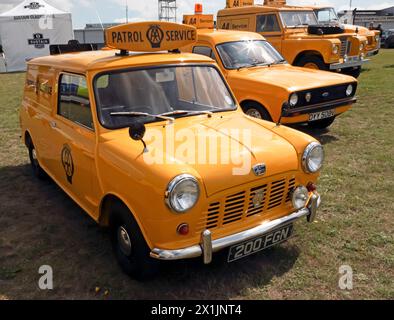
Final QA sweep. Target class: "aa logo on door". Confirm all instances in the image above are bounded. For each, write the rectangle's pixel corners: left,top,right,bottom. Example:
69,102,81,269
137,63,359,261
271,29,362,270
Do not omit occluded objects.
61,144,74,184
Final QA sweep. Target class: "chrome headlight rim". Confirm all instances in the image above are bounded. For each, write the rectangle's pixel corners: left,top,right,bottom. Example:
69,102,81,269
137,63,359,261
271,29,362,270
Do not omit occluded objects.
165,174,200,213
302,142,324,173
289,93,298,107
346,84,353,96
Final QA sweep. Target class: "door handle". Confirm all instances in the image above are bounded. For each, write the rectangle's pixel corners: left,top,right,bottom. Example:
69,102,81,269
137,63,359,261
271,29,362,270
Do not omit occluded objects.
50,120,57,128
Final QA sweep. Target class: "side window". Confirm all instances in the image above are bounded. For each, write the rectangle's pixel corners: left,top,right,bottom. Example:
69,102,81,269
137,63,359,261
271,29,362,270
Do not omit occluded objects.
58,74,93,129
256,14,280,33
193,46,217,61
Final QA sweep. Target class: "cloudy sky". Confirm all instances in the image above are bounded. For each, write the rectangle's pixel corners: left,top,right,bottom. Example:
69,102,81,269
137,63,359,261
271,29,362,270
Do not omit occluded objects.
0,0,393,28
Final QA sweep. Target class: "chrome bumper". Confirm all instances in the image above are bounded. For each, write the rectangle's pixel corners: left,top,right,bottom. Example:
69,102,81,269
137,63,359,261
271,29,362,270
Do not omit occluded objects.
366,49,379,57
330,57,370,70
150,194,320,264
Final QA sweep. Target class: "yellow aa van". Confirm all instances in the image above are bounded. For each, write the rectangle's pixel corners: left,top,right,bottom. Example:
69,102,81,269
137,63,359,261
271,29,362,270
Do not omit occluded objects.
20,21,322,279
217,0,369,78
182,11,357,129
311,6,380,57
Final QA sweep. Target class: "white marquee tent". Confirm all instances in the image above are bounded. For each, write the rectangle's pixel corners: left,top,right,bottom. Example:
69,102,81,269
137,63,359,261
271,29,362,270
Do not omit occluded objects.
0,0,73,72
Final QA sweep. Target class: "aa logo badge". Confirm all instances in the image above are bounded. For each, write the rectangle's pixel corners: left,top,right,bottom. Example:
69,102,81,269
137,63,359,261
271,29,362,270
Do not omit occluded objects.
146,25,164,48
61,145,74,184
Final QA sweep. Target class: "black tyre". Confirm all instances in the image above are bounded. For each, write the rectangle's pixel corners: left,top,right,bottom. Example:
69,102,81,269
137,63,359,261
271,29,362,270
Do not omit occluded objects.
341,67,361,78
295,55,328,71
242,102,272,121
109,203,160,280
27,138,46,179
308,117,336,129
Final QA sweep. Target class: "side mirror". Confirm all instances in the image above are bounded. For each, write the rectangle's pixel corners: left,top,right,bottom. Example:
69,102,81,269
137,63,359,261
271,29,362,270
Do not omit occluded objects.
129,121,148,153
129,121,146,141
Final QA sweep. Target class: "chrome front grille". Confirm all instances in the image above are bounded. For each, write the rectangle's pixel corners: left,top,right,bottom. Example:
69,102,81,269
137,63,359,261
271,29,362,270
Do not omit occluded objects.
339,37,351,57
197,177,296,233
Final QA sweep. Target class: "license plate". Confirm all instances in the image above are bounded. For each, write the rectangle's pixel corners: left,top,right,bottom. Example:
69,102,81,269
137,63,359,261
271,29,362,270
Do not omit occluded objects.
309,109,335,122
227,224,294,262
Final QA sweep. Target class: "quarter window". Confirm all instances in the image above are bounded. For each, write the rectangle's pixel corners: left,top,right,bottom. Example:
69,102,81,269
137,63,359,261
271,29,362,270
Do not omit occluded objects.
58,74,93,129
193,46,217,61
256,14,280,32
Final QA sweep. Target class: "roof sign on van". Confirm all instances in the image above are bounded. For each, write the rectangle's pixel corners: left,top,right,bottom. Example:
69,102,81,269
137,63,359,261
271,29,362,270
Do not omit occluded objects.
105,22,197,52
183,4,214,29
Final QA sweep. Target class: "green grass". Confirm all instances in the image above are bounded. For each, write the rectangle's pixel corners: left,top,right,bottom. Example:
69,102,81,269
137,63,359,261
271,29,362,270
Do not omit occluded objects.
0,50,393,299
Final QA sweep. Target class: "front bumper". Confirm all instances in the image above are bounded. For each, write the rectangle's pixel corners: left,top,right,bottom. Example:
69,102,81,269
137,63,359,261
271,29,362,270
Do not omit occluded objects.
150,193,320,264
366,49,379,57
330,56,370,70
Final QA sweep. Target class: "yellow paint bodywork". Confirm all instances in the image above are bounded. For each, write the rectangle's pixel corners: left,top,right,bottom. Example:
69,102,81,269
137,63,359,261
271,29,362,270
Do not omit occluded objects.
181,29,357,123
217,5,367,66
20,48,320,252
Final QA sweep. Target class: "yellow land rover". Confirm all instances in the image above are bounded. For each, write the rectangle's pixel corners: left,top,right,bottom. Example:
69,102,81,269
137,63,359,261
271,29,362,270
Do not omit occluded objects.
311,6,380,57
218,0,369,78
182,9,357,129
20,22,322,280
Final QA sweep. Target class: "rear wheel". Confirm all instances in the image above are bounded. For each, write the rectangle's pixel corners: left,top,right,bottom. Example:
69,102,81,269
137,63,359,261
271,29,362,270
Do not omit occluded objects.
295,55,328,71
308,117,336,129
109,203,159,281
27,138,46,179
242,102,272,121
341,66,361,78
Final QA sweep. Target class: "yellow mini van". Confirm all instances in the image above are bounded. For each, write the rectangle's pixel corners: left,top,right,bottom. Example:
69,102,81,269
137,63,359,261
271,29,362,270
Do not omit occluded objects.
20,22,322,279
217,0,369,78
181,15,357,129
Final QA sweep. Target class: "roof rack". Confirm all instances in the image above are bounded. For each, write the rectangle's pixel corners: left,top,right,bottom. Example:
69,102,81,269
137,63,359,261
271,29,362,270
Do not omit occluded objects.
49,40,98,55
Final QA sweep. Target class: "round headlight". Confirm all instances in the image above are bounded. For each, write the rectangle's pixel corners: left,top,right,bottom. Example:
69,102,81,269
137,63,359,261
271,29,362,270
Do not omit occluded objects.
332,44,339,55
346,84,353,96
289,93,298,107
291,186,309,210
166,174,200,213
302,142,324,173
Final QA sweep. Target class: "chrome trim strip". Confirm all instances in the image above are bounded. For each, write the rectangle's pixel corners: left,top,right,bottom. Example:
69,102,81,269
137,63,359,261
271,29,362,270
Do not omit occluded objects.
150,194,320,262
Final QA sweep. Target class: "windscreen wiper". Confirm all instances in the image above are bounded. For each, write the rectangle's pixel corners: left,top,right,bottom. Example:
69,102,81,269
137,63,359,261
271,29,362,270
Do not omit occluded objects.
110,111,175,122
159,110,214,117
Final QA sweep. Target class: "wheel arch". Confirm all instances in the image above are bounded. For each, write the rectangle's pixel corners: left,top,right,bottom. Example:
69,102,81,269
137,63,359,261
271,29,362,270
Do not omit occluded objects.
293,50,324,65
240,99,273,121
99,193,153,248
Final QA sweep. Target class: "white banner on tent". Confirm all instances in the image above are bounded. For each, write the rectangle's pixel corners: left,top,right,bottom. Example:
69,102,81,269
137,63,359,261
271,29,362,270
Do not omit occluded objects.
0,0,73,72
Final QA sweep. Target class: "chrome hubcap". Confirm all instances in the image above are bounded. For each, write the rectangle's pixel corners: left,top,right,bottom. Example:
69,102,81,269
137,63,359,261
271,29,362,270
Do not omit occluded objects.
117,226,132,256
246,108,262,119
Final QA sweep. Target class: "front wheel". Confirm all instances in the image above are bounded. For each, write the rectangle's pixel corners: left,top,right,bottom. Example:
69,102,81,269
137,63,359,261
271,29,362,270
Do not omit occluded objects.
27,139,46,179
341,66,361,78
295,55,328,71
242,103,272,121
308,117,336,129
110,203,159,281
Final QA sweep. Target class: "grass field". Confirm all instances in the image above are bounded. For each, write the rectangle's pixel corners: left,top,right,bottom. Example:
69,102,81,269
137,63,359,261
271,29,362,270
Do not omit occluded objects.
0,50,393,300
